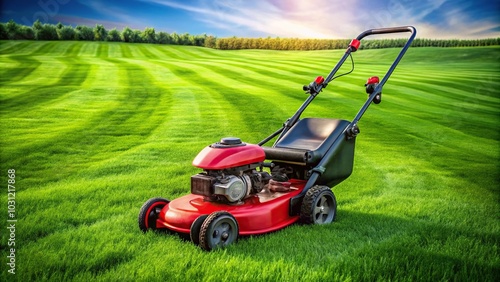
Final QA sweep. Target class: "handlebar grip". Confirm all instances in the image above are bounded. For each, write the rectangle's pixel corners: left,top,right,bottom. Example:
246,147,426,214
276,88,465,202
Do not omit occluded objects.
356,26,416,40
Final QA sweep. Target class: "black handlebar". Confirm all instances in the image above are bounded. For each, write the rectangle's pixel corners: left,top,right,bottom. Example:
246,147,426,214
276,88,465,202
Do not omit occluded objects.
348,26,416,129
261,26,417,147
356,26,416,41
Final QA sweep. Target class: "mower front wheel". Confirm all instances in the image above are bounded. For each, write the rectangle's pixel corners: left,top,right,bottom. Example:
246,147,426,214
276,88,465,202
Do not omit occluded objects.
190,214,208,246
300,185,337,224
138,197,170,232
199,211,239,251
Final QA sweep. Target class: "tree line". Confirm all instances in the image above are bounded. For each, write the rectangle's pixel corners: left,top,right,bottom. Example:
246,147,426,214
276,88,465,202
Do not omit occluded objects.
214,37,500,50
1,20,499,50
0,20,215,47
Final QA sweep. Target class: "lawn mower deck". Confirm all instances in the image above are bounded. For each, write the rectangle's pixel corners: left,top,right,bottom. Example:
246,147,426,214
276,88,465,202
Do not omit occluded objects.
139,26,417,251
159,179,306,235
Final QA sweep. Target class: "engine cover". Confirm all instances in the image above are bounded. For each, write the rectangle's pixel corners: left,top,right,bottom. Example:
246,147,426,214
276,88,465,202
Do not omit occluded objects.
192,138,266,170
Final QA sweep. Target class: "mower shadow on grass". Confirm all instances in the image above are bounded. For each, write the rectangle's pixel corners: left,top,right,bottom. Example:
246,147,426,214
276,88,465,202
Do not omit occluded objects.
227,210,499,281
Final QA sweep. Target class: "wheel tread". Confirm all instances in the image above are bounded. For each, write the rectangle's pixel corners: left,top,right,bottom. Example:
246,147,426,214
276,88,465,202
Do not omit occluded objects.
300,185,336,224
138,197,169,232
199,211,238,251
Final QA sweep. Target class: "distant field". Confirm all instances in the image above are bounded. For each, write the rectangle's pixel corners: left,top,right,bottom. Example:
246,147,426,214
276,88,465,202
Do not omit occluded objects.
0,41,499,281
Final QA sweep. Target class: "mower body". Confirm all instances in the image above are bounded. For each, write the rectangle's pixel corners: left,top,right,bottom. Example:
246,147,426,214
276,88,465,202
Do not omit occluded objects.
157,139,306,235
158,180,306,236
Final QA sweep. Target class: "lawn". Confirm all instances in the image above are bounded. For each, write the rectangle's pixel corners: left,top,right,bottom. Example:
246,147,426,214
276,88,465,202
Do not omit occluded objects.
0,40,499,281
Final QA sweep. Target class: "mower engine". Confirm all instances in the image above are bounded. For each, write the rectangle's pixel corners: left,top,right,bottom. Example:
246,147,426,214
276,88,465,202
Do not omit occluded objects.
191,166,270,203
191,137,271,203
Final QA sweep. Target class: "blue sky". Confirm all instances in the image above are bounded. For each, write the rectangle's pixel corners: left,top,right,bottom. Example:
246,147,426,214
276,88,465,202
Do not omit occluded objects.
1,0,499,39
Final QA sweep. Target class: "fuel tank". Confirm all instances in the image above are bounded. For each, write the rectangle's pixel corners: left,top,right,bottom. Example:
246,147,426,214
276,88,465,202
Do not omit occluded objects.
192,137,266,170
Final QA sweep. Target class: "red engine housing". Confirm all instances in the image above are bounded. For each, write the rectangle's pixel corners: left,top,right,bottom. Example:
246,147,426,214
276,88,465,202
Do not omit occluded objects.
192,138,266,170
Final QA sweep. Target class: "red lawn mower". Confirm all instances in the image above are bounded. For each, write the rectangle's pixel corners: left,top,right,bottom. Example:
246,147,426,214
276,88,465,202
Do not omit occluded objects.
139,26,416,251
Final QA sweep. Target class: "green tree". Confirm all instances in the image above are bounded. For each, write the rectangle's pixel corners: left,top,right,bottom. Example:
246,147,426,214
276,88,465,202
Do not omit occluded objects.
57,25,76,40
5,21,34,40
131,29,142,43
33,19,43,31
76,25,94,41
141,27,156,43
20,26,35,40
204,35,216,48
36,23,58,40
0,23,7,39
107,28,121,42
32,19,43,40
121,27,133,42
179,33,191,45
193,34,206,46
170,32,180,44
6,19,20,39
94,24,107,41
156,31,171,44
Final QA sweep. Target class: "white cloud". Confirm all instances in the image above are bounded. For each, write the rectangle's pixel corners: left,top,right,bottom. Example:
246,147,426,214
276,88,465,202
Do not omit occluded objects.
143,0,365,38
76,0,152,30
111,0,500,38
392,0,500,39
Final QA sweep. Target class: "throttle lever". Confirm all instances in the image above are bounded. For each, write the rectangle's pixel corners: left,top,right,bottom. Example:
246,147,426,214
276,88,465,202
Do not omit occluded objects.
303,76,325,95
365,76,382,104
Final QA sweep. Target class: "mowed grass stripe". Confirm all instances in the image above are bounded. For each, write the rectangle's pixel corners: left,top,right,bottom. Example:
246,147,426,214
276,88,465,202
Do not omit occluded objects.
168,45,221,60
188,58,359,119
19,214,139,281
0,40,34,54
1,54,172,188
221,58,311,82
153,45,188,60
151,60,256,142
0,57,91,113
96,42,109,58
1,59,94,160
154,60,257,137
106,42,123,57
84,58,171,138
2,56,71,90
362,101,497,165
162,60,292,137
388,71,500,104
136,44,160,59
214,50,338,77
76,42,98,56
63,41,84,57
152,45,231,61
151,45,207,60
0,54,41,85
79,58,119,89
12,58,176,241
182,44,226,58
31,41,59,55
5,59,174,243
381,67,500,140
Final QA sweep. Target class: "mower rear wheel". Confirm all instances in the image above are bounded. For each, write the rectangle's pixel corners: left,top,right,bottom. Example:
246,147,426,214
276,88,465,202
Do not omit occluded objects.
190,214,208,246
199,211,239,251
138,197,170,232
300,185,337,224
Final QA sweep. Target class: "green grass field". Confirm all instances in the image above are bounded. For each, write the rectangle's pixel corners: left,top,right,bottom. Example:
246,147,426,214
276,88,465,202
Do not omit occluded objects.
0,40,499,281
